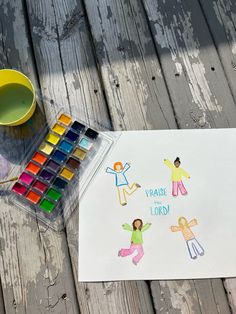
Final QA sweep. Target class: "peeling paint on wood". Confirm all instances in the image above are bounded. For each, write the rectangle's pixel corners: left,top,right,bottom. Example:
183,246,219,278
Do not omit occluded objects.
224,278,236,313
199,0,236,106
1,0,236,312
26,0,111,130
143,0,236,128
196,1,236,311
212,0,236,55
0,1,79,313
26,0,156,313
83,0,177,130
0,0,37,86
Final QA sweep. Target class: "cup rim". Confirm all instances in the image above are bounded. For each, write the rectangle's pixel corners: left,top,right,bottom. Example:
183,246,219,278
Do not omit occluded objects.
0,69,36,126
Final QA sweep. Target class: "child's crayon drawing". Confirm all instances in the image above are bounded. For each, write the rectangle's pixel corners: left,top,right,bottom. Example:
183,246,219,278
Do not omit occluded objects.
164,157,190,197
170,217,204,260
118,219,151,265
106,162,141,206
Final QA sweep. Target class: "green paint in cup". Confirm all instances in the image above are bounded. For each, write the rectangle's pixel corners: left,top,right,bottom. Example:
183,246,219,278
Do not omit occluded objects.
0,69,36,126
0,84,33,124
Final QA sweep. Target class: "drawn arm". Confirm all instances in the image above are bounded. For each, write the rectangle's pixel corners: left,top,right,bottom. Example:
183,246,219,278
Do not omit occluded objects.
122,223,133,231
170,226,182,232
106,167,116,174
188,219,197,227
164,159,175,170
122,163,131,174
141,223,152,232
180,168,190,178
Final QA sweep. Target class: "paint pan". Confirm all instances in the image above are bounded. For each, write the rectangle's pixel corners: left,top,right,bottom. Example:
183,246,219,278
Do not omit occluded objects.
59,140,73,154
12,182,27,195
26,190,41,204
39,142,54,155
52,123,66,135
32,152,47,165
32,180,48,193
53,177,68,190
52,150,67,163
85,128,98,139
79,138,93,151
39,198,56,213
66,157,80,170
73,148,87,160
26,162,41,175
71,121,85,133
39,169,54,182
46,133,60,145
60,167,74,181
46,160,60,173
58,114,72,126
19,172,34,185
65,130,79,142
46,188,62,201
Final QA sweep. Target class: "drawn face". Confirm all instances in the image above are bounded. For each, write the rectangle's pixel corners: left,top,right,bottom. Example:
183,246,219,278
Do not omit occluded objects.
115,164,122,171
134,220,141,229
174,161,180,168
179,217,187,226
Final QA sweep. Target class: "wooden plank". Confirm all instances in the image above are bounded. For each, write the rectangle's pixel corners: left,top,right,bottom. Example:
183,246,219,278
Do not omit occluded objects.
151,279,230,313
193,279,231,313
224,279,236,313
199,0,236,102
0,1,79,313
140,0,234,312
143,0,236,129
79,0,231,313
25,0,155,312
195,1,236,311
0,277,5,314
83,0,177,131
151,280,202,313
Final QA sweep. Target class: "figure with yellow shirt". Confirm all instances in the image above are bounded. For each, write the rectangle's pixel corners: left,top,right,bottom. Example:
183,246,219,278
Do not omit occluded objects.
118,219,151,265
170,217,204,259
164,157,190,197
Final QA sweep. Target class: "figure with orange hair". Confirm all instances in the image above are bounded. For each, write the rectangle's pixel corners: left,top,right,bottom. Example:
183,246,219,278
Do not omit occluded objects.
106,162,141,206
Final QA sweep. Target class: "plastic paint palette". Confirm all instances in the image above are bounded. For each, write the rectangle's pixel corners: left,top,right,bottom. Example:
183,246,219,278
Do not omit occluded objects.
11,112,106,228
10,111,114,230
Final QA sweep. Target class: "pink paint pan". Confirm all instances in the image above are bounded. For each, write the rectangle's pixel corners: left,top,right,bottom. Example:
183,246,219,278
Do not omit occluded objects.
19,172,34,185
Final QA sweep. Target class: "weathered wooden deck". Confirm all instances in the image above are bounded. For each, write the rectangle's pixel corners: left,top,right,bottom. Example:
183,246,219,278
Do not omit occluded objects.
0,0,236,313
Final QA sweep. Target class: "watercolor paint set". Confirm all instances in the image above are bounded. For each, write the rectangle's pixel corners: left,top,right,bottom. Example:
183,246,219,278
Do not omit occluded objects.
9,112,114,231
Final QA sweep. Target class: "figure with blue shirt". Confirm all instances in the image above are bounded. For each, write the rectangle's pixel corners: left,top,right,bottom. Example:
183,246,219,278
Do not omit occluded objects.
106,162,141,206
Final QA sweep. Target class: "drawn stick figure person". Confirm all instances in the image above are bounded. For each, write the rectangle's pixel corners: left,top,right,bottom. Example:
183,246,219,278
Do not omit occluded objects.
164,157,190,197
170,217,204,259
118,219,151,265
106,162,141,206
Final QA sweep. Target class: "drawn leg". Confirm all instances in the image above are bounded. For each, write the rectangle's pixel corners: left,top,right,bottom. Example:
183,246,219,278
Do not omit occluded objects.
186,239,197,259
172,181,178,197
178,180,187,195
132,244,144,265
121,183,140,204
125,183,140,195
117,186,127,206
119,244,135,257
192,238,204,256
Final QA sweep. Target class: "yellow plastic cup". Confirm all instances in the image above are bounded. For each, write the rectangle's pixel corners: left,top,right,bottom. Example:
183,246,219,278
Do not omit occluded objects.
0,69,36,126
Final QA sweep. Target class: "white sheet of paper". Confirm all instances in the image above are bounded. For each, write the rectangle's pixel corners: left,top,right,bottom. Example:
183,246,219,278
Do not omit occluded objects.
79,129,236,281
